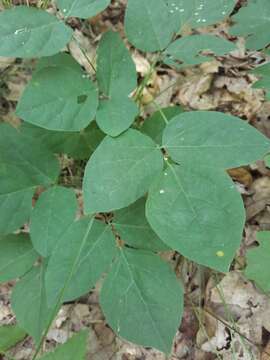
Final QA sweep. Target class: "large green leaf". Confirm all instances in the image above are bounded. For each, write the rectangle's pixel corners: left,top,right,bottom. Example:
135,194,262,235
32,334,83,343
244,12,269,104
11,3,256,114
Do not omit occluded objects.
96,31,138,136
0,6,72,58
124,0,174,52
163,111,270,169
141,106,184,145
21,121,105,160
0,234,38,283
231,0,270,50
16,54,99,131
39,331,88,360
57,0,110,18
113,198,169,252
45,217,116,306
11,264,58,345
245,231,270,292
30,186,78,257
165,0,236,31
0,325,26,353
0,188,34,235
83,129,164,213
164,34,235,68
251,63,270,100
146,164,245,272
100,248,183,354
0,123,59,234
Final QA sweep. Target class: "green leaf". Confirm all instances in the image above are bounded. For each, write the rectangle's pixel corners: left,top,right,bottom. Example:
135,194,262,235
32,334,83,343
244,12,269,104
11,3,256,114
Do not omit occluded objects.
251,63,270,100
83,129,164,213
16,54,99,131
163,111,270,169
11,263,58,345
39,331,88,360
265,154,270,168
146,164,245,272
30,186,78,257
245,231,270,292
96,31,138,136
0,188,34,235
100,248,183,354
141,106,184,145
45,218,116,306
0,233,38,283
0,6,72,58
57,0,110,18
0,123,59,234
124,0,174,52
0,325,26,353
231,0,270,50
164,34,235,68
113,198,169,252
21,121,105,160
165,0,235,31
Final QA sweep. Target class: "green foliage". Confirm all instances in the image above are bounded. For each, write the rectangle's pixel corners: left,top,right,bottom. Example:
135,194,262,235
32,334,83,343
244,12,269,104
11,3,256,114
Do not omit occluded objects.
0,234,38,282
0,6,72,58
83,129,164,213
164,34,236,68
0,325,26,353
0,1,270,357
39,331,88,360
245,231,270,292
16,53,99,131
251,63,270,100
231,0,270,50
96,31,138,136
57,0,110,19
100,248,183,354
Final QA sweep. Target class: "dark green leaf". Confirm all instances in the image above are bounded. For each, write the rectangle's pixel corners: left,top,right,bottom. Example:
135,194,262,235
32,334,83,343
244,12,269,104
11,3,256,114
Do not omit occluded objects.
45,218,116,306
30,186,78,257
0,325,26,353
100,248,183,354
141,106,184,145
83,129,164,213
113,198,169,251
146,164,245,272
0,6,72,58
251,63,270,100
163,111,270,169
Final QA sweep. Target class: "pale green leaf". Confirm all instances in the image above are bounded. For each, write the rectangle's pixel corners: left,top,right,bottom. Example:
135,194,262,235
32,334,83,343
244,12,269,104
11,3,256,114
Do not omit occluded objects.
0,6,72,58
245,231,270,292
45,218,116,306
113,198,169,251
231,0,270,50
0,234,38,283
30,186,78,257
124,0,174,52
146,165,245,272
83,129,164,213
57,0,110,18
39,331,88,360
16,54,99,131
163,111,270,169
141,106,184,145
164,34,235,68
251,63,270,100
21,121,105,160
0,188,34,235
11,264,59,345
96,31,138,136
0,325,26,353
100,248,183,354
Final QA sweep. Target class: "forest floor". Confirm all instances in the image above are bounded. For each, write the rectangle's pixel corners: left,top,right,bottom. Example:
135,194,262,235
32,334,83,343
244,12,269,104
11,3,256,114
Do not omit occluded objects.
1,0,270,359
